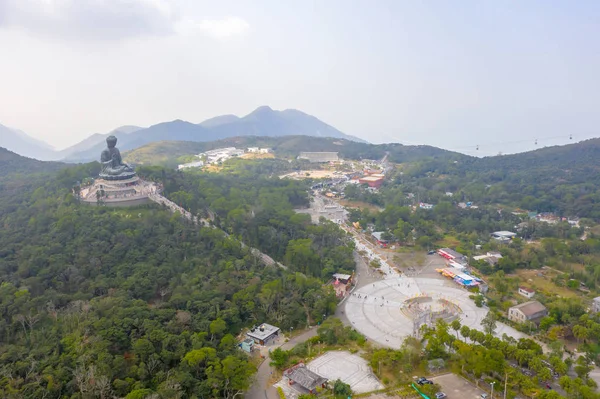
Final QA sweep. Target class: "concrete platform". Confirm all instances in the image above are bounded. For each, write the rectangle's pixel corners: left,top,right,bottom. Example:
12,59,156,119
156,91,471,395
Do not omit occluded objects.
307,351,383,394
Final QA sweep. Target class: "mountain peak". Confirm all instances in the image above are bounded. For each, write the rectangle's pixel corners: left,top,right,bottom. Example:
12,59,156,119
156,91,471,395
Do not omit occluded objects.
249,105,274,115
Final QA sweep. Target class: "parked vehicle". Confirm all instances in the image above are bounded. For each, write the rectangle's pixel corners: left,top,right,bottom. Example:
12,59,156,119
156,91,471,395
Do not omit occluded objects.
435,393,447,399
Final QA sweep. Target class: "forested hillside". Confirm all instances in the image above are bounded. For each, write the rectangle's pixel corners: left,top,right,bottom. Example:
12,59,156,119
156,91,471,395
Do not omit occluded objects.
0,147,65,177
0,164,344,398
401,138,600,219
143,167,356,278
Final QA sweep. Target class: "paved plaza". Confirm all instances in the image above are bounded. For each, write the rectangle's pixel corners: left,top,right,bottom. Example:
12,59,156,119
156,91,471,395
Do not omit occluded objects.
307,351,384,394
344,277,526,347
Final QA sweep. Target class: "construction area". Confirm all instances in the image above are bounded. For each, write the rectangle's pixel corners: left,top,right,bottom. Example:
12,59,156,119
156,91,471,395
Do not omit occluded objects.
279,170,346,180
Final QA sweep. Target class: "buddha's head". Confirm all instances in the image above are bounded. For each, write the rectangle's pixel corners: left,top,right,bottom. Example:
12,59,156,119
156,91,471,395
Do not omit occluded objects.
106,135,118,148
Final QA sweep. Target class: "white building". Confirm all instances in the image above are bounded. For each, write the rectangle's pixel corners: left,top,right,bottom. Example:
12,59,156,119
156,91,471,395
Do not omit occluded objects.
177,161,204,170
201,147,244,164
518,287,536,299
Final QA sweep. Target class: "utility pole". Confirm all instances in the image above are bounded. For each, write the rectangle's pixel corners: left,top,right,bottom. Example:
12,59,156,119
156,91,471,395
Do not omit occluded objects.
491,381,496,399
503,372,508,399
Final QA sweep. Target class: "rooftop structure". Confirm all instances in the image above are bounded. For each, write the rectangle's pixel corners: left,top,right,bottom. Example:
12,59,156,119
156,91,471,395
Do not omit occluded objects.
372,231,389,243
438,248,467,264
508,301,548,324
491,231,517,240
473,252,503,266
518,287,536,299
247,147,272,154
437,268,481,287
419,202,434,209
178,161,204,170
332,273,352,282
283,363,328,394
239,338,254,353
246,323,280,345
201,147,244,164
298,152,339,163
359,176,384,188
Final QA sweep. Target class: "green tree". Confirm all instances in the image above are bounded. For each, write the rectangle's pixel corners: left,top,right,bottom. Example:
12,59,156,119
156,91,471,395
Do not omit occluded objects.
451,319,462,339
210,318,227,341
460,325,471,342
481,311,498,336
333,379,352,398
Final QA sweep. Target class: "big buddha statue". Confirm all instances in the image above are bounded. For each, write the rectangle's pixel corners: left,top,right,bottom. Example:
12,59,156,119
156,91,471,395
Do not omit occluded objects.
99,135,136,180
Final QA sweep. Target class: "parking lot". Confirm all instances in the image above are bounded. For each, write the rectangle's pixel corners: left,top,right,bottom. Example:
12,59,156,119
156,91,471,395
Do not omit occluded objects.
430,374,488,399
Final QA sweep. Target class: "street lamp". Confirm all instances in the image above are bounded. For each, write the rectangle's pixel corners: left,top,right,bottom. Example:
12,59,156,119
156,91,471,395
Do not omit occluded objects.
491,381,496,398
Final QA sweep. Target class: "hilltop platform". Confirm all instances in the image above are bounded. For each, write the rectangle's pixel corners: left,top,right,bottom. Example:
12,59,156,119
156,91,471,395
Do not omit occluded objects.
79,176,159,207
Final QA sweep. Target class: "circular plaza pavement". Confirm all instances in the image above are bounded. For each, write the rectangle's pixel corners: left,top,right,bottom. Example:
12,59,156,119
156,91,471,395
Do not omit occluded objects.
344,277,491,347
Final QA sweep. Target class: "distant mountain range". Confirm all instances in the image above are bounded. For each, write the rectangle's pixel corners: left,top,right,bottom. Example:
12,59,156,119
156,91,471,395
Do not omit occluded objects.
0,107,365,162
0,123,56,161
0,123,143,161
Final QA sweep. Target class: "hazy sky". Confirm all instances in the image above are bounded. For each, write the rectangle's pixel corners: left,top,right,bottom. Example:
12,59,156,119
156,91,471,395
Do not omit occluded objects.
0,0,598,155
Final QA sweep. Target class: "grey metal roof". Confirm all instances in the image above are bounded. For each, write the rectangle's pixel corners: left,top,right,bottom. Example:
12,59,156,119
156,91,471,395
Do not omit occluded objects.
285,365,328,391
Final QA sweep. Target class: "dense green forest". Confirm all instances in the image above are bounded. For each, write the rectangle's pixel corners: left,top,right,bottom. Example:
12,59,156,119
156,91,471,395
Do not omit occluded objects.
142,167,355,278
395,138,600,219
0,163,345,398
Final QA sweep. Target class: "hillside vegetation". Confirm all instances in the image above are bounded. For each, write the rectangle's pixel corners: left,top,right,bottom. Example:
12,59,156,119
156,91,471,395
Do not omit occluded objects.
0,147,65,177
400,138,600,218
124,135,464,166
0,163,347,398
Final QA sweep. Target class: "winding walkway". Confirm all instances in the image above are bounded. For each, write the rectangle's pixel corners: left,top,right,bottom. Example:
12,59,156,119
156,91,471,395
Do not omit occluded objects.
149,193,287,270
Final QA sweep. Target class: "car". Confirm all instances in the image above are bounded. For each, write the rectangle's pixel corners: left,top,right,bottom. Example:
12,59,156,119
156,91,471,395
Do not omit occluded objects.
481,394,488,399
435,393,447,399
427,250,436,255
416,377,427,383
